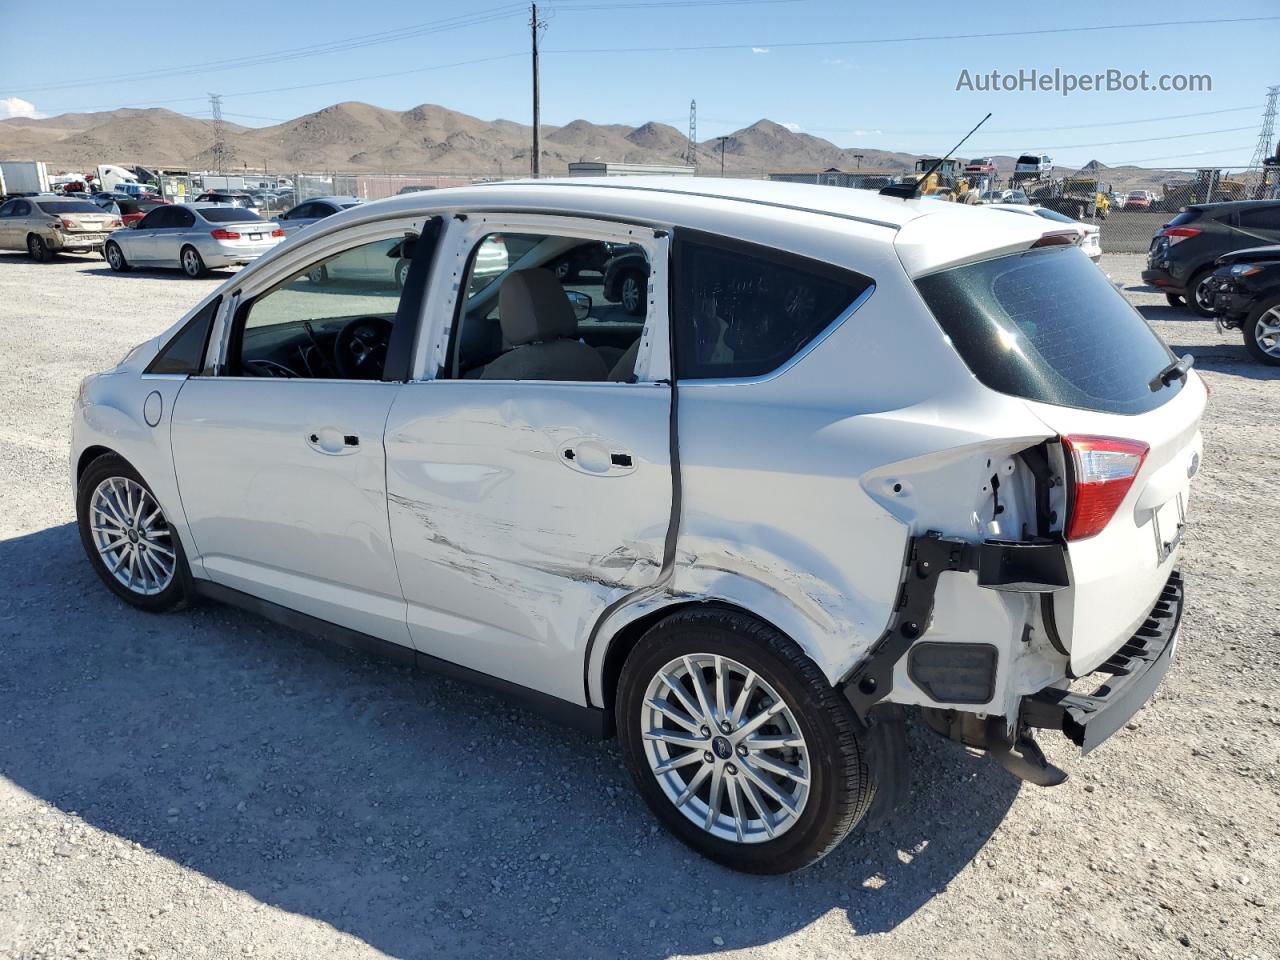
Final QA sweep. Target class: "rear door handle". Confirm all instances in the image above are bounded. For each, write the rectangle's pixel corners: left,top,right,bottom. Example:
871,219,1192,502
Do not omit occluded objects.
306,428,360,456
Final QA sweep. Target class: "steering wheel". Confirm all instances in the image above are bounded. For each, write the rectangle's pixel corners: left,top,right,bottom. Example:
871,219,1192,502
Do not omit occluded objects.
334,316,394,380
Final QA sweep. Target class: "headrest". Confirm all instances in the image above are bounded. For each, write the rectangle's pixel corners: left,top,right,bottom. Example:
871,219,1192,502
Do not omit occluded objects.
498,268,577,345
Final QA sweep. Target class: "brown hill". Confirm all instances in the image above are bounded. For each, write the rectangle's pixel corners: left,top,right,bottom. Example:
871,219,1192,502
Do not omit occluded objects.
0,100,922,176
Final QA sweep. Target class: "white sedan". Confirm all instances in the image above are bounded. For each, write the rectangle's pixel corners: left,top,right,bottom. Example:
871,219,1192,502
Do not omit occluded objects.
104,203,284,277
72,178,1203,873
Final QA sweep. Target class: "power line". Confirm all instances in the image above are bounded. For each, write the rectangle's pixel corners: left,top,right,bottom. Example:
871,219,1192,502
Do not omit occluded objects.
12,4,528,95
1243,85,1280,192
544,15,1280,54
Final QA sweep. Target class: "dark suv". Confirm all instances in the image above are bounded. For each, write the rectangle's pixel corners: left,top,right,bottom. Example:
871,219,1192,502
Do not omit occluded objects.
1142,200,1280,317
1206,245,1280,365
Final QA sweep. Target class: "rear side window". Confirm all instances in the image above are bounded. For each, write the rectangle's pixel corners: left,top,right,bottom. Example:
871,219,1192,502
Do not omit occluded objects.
146,296,221,375
1164,210,1202,227
916,247,1181,415
672,232,872,379
1239,206,1280,230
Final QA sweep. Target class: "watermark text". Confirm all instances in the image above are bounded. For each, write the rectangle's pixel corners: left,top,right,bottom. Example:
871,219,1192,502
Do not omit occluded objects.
956,68,1211,96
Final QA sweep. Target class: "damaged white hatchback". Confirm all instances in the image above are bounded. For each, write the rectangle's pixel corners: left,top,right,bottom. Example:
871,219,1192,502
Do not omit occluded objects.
72,178,1206,873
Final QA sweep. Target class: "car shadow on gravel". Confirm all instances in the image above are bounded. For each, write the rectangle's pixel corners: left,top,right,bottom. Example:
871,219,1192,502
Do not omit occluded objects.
1165,342,1280,381
0,523,1021,959
79,266,239,282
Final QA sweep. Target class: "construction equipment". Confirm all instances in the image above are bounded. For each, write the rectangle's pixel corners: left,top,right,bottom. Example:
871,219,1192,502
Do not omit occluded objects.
1160,169,1247,211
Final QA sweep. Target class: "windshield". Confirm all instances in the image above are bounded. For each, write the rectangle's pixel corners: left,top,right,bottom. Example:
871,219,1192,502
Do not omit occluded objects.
915,247,1181,415
199,207,264,223
35,200,103,214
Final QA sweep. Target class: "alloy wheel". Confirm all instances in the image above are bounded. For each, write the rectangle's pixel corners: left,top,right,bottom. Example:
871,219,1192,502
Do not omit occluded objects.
107,244,122,270
182,249,200,277
88,477,176,596
641,653,810,844
1194,276,1215,313
621,275,641,313
1255,306,1280,358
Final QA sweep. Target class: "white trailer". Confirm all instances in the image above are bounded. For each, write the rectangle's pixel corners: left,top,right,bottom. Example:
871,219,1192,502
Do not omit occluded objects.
0,161,51,194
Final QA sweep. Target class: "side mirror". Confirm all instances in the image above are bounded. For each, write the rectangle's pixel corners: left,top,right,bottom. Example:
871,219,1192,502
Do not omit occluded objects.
565,289,592,322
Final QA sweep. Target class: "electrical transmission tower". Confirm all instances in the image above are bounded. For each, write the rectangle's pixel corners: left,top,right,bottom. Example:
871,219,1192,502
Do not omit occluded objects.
687,99,697,169
1244,84,1278,196
208,93,227,174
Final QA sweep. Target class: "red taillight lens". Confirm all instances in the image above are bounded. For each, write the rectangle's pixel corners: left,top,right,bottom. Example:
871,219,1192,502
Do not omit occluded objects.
211,228,240,240
60,218,75,229
271,227,284,237
1062,435,1149,541
109,219,122,227
1161,226,1201,245
1031,230,1078,248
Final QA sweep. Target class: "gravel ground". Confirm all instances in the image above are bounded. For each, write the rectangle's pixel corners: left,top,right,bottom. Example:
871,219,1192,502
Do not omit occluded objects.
1,252,1277,960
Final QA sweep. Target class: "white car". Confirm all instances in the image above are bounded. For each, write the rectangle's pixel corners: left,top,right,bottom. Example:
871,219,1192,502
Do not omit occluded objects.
1014,153,1054,176
987,203,1103,260
71,178,1205,873
105,203,284,277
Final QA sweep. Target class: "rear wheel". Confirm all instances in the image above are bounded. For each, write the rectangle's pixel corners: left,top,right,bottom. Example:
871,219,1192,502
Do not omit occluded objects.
308,264,329,285
27,234,50,262
616,608,876,874
105,241,130,272
76,454,190,612
620,271,646,316
1243,298,1280,366
1186,269,1216,318
180,245,207,278
395,259,410,290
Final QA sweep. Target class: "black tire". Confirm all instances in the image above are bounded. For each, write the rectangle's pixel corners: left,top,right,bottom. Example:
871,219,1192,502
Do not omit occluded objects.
554,258,575,282
1242,296,1280,366
1164,292,1185,309
1186,268,1216,318
395,258,410,290
620,270,646,317
308,264,329,285
105,241,130,272
76,453,191,613
27,234,50,263
616,608,876,874
180,245,208,279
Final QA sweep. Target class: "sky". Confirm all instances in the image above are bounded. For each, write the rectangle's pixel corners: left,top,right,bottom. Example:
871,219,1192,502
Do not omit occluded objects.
1,0,1276,170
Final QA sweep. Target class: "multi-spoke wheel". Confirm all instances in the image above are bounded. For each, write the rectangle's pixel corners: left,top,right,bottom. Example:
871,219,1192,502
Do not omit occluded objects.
76,453,189,611
1243,299,1280,367
620,271,645,316
617,608,876,873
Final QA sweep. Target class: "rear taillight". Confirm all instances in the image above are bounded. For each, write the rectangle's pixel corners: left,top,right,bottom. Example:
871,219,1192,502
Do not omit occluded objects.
271,227,284,237
211,228,240,240
1031,231,1078,248
1062,435,1149,541
1161,226,1201,245
59,218,75,229
109,219,122,228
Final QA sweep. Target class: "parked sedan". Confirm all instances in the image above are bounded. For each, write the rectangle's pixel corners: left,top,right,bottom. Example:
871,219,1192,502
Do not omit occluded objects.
0,196,121,261
1206,244,1280,364
72,177,1204,874
273,196,363,238
104,204,284,277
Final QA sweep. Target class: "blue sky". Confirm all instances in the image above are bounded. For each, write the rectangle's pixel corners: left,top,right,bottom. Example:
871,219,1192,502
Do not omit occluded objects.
1,0,1275,169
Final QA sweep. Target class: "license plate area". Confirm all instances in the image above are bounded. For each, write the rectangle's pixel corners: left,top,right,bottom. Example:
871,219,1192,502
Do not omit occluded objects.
248,233,262,241
1152,493,1186,563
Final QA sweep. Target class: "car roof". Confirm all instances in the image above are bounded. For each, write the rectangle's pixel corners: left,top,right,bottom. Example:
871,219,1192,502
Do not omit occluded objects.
300,195,361,205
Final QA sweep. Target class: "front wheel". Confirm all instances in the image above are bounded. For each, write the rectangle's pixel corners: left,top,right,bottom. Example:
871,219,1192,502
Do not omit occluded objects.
616,609,876,874
1243,299,1280,366
1187,269,1216,318
181,245,207,278
76,453,190,612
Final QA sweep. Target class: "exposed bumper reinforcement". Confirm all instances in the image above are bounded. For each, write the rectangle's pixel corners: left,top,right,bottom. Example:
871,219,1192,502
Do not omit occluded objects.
1023,570,1183,754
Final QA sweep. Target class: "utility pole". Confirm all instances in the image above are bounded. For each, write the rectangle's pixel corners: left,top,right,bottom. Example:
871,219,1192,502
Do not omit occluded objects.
717,136,729,177
687,99,697,169
1244,84,1279,197
853,153,864,169
208,93,226,175
530,3,546,178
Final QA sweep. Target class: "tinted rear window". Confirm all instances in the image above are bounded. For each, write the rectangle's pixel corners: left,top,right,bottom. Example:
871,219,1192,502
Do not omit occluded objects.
340,202,361,209
915,247,1181,415
199,207,263,223
35,200,102,214
1165,210,1202,227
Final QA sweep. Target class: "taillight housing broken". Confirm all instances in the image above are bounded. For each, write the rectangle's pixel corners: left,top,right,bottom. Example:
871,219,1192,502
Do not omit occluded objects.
1062,435,1149,541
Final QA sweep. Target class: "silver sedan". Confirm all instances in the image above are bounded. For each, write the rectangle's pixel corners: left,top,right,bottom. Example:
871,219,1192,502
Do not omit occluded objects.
104,204,284,278
273,195,363,239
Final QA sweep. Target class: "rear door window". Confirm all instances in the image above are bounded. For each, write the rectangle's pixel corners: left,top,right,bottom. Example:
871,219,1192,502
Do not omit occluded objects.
672,232,872,379
915,246,1181,415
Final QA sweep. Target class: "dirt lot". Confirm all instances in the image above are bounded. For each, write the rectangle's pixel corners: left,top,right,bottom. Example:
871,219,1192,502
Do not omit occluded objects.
1,252,1277,960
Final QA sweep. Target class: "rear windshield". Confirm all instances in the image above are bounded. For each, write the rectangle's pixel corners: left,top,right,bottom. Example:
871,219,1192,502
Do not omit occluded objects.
915,247,1182,415
35,200,102,214
1165,210,1201,227
340,202,360,209
199,207,263,223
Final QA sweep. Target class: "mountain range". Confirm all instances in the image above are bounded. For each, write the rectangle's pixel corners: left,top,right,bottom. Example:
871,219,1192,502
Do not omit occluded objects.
0,102,922,176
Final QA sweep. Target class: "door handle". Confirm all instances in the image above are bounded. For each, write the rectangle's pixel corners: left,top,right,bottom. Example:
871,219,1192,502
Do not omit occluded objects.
306,428,360,456
559,440,636,476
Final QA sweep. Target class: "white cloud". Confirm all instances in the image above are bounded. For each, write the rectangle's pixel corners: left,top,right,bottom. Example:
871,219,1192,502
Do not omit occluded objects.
782,122,802,132
751,47,770,54
0,97,45,120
